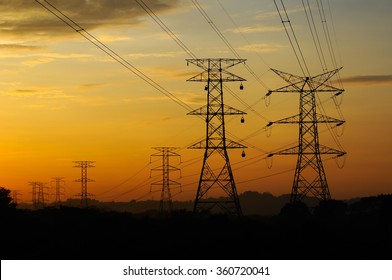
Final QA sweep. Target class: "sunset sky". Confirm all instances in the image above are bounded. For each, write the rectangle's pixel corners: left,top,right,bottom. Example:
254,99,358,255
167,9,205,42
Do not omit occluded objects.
0,0,391,203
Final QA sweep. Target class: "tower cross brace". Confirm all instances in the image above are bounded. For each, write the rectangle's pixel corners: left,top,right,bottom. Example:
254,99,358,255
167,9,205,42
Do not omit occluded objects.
29,181,48,209
52,177,65,205
186,58,247,216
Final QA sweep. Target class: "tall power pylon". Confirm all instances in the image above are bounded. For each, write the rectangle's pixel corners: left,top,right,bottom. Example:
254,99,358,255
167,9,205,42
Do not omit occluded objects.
266,68,346,202
186,58,247,216
73,161,95,208
29,181,47,209
150,147,181,212
51,177,65,205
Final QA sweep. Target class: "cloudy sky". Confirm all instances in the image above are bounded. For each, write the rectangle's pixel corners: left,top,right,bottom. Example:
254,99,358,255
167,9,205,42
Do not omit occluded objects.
0,0,391,202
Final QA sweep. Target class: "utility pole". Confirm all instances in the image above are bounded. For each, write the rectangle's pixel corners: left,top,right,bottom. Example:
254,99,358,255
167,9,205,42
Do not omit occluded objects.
186,58,247,216
266,68,346,202
51,177,65,205
73,161,95,208
29,181,48,209
150,147,181,212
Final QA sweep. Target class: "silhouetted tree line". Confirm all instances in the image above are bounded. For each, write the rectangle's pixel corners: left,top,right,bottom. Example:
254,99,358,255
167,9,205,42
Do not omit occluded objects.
1,187,391,260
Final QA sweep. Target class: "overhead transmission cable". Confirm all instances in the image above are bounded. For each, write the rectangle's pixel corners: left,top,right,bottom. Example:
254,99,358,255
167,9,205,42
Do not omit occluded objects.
301,1,345,117
316,0,344,88
326,0,344,70
272,0,346,154
215,0,271,69
300,0,346,144
135,0,198,60
95,162,151,196
302,0,328,72
34,0,194,113
135,0,272,157
273,0,311,77
136,0,270,123
37,0,259,201
191,0,269,90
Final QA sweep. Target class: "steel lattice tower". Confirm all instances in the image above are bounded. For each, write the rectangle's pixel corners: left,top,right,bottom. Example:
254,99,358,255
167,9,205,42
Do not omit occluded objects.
52,177,65,205
73,161,95,208
29,181,47,209
267,68,346,202
150,147,181,212
186,58,247,216
11,190,20,205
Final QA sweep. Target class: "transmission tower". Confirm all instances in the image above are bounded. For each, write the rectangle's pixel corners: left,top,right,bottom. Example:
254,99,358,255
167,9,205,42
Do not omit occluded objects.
186,58,247,216
29,181,48,209
150,147,181,212
266,68,346,202
73,161,95,208
11,190,21,205
51,177,65,205
11,190,20,204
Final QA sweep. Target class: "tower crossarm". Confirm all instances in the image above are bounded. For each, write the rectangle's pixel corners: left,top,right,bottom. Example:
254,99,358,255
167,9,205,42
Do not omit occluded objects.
188,138,247,149
266,114,345,127
187,70,246,82
269,144,345,157
310,67,342,90
267,67,344,95
188,104,247,116
318,144,346,155
186,58,246,71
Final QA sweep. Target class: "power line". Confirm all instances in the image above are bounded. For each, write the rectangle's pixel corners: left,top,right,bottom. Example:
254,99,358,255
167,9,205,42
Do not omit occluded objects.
95,162,151,196
273,0,311,77
302,0,328,72
191,0,269,90
215,0,271,69
135,0,198,60
136,0,269,123
316,0,344,88
35,0,194,113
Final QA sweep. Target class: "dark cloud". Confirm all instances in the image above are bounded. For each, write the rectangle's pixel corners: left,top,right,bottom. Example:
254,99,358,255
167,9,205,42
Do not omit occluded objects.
341,75,392,86
0,0,180,39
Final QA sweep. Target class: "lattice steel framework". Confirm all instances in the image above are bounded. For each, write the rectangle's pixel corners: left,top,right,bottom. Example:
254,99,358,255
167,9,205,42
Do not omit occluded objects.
11,190,20,205
29,181,47,209
73,161,95,208
186,58,247,216
52,177,65,205
267,68,346,202
150,147,181,212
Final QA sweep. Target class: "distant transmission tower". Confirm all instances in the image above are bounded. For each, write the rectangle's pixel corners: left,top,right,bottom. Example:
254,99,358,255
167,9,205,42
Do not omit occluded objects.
73,161,95,208
29,181,48,209
150,147,181,212
51,177,65,205
186,58,247,216
11,190,21,205
266,68,346,202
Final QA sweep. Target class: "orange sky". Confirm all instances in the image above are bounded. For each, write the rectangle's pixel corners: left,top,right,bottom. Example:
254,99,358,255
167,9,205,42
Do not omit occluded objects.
0,0,391,203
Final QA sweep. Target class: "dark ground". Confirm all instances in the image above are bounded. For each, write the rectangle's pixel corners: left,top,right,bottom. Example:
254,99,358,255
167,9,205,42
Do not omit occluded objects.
1,194,391,260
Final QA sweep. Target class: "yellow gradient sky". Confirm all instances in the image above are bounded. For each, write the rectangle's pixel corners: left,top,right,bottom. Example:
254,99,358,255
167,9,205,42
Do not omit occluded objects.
0,0,391,202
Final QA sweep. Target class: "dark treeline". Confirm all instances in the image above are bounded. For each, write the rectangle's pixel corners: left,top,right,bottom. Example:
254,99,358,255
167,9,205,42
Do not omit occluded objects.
1,191,391,260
